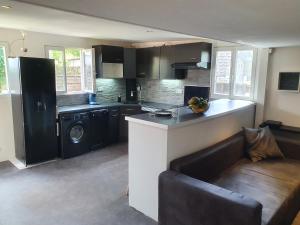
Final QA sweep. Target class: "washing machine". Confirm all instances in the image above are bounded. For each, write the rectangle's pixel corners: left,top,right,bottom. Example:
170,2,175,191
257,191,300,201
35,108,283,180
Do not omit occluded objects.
59,112,91,159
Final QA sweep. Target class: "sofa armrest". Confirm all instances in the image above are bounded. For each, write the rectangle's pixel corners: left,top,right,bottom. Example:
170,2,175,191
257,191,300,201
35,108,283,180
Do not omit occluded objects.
159,171,262,225
276,136,300,160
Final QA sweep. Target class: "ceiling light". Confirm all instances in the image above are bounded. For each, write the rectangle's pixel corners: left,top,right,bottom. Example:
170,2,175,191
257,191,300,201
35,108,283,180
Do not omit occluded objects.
1,5,12,9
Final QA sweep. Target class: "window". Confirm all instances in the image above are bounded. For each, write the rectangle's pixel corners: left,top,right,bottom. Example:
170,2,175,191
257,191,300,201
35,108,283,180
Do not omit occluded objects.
214,50,232,95
211,47,257,100
0,44,8,93
233,50,254,97
65,48,82,92
45,46,95,93
47,47,66,92
81,49,95,93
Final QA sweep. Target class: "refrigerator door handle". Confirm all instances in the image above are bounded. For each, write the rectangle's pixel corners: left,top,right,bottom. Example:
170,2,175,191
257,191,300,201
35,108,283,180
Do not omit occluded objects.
56,122,59,136
43,102,47,111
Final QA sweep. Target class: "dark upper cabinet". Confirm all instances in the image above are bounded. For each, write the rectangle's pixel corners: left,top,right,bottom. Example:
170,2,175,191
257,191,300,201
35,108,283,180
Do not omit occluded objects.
174,42,210,63
93,45,136,78
93,43,211,79
159,45,175,79
174,42,212,70
93,46,100,78
101,45,124,63
159,46,187,79
137,42,212,80
136,47,160,79
124,48,136,79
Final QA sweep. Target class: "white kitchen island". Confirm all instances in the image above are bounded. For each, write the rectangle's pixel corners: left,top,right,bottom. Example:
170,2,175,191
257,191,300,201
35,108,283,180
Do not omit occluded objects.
125,99,256,221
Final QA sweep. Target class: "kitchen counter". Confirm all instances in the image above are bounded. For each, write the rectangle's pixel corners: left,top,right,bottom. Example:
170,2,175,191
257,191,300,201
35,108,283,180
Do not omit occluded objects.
57,103,136,114
126,99,255,129
126,99,256,221
57,101,179,114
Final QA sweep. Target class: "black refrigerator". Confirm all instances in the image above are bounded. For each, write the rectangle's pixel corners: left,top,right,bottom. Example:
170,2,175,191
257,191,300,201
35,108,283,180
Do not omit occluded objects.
8,57,58,165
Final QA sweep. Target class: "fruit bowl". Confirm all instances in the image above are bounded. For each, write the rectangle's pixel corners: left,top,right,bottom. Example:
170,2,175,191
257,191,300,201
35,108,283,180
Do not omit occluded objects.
189,103,210,114
188,97,209,114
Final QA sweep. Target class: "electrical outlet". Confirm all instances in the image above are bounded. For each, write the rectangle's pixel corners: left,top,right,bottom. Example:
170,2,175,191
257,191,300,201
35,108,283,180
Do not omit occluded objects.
97,87,103,92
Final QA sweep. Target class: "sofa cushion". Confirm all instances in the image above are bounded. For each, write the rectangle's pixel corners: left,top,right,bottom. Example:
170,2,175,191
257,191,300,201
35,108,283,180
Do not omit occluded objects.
243,126,285,162
211,159,300,225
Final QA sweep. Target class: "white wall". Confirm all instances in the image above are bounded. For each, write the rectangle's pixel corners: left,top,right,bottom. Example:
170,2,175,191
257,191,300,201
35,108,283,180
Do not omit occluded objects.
0,27,130,162
253,48,269,127
264,47,300,126
0,27,131,58
0,94,15,162
17,0,300,47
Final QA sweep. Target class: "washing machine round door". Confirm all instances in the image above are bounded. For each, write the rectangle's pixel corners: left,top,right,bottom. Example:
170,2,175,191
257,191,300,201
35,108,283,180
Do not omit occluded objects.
69,124,85,144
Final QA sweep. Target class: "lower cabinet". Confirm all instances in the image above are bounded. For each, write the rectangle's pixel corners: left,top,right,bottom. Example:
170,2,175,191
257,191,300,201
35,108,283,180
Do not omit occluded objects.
108,107,120,144
99,105,142,144
119,105,142,141
89,109,109,150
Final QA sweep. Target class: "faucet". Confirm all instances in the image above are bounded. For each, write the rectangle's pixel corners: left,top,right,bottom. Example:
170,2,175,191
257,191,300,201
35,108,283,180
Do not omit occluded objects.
136,81,142,103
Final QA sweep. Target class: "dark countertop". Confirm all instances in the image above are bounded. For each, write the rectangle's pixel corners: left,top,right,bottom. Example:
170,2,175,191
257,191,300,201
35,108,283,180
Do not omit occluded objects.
141,101,181,110
126,99,256,130
57,101,179,114
58,103,131,114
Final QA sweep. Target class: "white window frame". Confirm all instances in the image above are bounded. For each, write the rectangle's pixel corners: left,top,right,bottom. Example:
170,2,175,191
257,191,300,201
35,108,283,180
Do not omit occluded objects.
45,45,67,94
211,46,257,100
45,46,95,95
0,42,9,94
81,48,96,93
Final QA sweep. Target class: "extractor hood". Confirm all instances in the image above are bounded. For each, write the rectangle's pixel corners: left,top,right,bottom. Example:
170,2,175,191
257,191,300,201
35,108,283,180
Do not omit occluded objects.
171,61,210,70
171,50,211,70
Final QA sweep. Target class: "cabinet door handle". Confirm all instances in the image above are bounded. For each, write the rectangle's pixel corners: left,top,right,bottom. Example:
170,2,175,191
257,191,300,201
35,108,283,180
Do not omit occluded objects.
56,122,59,136
111,114,119,117
122,113,130,116
191,57,197,60
125,108,136,111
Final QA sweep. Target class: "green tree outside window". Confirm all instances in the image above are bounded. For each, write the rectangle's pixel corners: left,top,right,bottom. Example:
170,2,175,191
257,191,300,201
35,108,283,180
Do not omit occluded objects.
0,47,7,92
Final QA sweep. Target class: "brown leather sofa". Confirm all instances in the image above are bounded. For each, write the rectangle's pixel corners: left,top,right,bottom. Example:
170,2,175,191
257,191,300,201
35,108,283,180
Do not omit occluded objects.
159,127,300,225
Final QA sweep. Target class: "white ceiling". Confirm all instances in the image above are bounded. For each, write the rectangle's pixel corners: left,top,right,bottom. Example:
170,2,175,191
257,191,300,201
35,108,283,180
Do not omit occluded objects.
0,1,202,42
10,0,300,47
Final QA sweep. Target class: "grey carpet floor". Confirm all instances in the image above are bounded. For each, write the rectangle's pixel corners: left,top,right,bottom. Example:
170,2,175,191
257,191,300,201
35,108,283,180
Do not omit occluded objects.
0,143,157,225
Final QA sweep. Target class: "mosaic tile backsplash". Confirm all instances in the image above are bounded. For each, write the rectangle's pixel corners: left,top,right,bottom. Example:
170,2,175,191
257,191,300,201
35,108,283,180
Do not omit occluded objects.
56,93,89,106
95,79,126,103
138,70,210,105
57,70,210,106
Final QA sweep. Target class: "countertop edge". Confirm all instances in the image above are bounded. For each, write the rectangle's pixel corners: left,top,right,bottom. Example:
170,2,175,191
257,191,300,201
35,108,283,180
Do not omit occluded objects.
167,103,255,129
126,101,256,130
125,116,169,130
